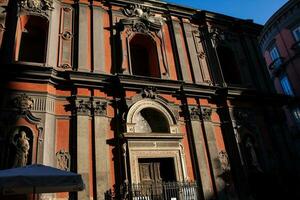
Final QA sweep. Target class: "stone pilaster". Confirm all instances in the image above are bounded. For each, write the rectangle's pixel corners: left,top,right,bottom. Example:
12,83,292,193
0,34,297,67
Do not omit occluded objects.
75,98,92,200
92,6,105,73
77,3,89,71
93,100,110,200
189,106,214,200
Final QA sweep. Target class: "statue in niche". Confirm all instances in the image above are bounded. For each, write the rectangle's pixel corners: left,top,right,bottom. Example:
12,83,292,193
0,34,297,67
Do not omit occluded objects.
12,131,30,167
245,137,262,172
134,111,152,133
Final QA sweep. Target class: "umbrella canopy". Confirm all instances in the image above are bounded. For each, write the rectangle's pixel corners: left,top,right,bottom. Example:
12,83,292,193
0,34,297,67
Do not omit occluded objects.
0,164,84,195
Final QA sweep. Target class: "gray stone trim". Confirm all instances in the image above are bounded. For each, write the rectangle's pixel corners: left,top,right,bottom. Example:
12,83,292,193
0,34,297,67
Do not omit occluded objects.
78,3,89,71
94,116,110,199
92,6,105,73
46,0,61,68
171,20,191,82
77,115,90,199
190,120,214,199
183,22,203,83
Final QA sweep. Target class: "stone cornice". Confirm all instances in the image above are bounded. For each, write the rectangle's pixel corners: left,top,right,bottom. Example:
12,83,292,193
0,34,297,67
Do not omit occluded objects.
1,64,294,105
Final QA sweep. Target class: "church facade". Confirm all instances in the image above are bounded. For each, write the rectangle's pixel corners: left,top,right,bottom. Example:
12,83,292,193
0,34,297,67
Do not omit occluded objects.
0,0,298,200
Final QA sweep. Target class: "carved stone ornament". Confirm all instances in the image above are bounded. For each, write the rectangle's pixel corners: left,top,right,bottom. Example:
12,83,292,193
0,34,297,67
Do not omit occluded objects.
141,87,157,99
209,27,224,47
56,149,70,171
18,0,54,14
61,31,72,40
218,150,231,172
12,93,34,114
123,4,153,19
75,99,92,115
201,107,212,121
120,4,162,33
58,63,72,69
190,107,201,121
218,150,232,185
93,101,107,116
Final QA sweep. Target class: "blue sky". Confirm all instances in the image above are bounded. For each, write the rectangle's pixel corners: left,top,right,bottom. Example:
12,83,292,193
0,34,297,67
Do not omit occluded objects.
166,0,288,24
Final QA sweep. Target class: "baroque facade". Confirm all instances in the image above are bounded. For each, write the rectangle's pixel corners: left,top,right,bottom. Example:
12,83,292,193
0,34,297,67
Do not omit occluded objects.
0,0,298,199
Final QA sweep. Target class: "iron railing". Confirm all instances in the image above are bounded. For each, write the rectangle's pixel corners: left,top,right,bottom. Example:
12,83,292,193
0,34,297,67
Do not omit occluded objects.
105,181,200,200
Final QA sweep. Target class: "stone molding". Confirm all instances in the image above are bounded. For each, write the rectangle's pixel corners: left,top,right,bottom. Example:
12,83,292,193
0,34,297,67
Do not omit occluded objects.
126,99,179,134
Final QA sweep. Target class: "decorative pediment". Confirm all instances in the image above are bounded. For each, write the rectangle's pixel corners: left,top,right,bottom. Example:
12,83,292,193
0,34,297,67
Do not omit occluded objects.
18,0,54,16
119,4,163,33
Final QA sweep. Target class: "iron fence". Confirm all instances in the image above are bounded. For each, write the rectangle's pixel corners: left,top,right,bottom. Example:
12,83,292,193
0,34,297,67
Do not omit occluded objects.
105,181,199,200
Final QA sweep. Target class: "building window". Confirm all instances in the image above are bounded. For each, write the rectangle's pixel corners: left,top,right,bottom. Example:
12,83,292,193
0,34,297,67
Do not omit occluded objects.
292,107,300,123
280,75,294,96
269,46,282,69
15,15,49,63
130,34,160,78
292,26,300,42
216,45,242,85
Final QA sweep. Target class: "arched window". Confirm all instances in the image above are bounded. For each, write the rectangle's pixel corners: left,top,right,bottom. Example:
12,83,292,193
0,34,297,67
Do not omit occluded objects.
134,108,169,133
130,34,160,78
16,15,49,63
217,45,242,84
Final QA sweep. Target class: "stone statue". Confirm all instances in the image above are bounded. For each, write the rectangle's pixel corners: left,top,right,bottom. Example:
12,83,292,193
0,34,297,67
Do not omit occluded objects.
13,131,30,167
245,137,262,172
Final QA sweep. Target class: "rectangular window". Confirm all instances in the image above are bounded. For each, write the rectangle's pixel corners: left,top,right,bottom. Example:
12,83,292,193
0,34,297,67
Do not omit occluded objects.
269,46,282,68
292,26,300,42
292,107,300,123
280,75,294,96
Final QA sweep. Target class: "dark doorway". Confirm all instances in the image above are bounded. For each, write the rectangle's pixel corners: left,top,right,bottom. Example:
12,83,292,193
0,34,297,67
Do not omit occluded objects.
138,158,176,184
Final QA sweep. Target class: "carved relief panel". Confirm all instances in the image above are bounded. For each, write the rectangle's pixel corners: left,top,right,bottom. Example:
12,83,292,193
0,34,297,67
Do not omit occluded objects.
58,6,73,70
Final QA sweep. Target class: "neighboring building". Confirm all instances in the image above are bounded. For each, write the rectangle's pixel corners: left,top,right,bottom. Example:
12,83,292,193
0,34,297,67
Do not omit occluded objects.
259,0,300,133
0,0,298,200
259,0,300,171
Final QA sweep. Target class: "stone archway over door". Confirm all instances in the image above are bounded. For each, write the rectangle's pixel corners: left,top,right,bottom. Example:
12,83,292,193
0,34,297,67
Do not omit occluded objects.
125,99,187,184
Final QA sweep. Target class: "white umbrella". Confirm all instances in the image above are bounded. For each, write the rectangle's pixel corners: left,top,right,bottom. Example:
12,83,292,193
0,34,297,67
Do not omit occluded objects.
0,164,84,196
